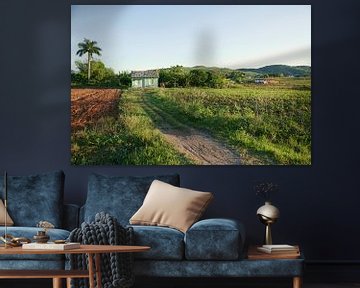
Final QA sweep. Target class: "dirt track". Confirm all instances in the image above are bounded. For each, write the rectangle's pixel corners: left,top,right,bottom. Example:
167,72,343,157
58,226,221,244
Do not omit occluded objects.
161,128,241,165
142,94,241,165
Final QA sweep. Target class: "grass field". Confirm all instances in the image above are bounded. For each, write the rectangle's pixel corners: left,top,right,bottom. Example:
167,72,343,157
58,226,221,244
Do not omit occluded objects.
145,80,311,165
71,89,192,165
71,77,311,165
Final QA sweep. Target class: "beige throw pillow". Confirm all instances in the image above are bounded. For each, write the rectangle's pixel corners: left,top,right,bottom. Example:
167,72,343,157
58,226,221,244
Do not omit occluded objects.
0,199,14,226
130,180,213,233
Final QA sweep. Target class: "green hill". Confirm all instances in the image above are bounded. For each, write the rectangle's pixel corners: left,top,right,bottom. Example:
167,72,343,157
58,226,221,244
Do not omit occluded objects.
185,64,311,77
238,65,311,77
161,65,311,77
186,65,234,74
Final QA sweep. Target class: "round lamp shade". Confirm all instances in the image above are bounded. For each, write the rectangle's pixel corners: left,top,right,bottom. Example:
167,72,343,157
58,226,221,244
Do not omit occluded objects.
256,201,280,222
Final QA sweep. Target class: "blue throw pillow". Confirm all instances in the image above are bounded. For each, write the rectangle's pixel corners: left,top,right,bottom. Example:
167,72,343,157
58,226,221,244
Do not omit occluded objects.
84,173,180,225
0,170,64,227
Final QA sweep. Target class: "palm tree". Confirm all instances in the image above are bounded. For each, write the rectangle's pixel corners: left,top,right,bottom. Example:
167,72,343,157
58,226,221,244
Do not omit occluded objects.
76,38,102,81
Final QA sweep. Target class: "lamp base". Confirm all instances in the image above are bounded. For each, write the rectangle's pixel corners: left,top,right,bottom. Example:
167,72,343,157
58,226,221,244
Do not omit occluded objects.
265,223,272,245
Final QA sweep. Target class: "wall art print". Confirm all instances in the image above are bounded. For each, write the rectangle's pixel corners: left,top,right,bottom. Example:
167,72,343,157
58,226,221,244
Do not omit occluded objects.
71,5,311,166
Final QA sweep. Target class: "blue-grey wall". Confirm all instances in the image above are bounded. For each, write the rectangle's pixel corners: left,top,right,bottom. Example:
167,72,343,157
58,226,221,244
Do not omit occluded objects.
0,0,359,264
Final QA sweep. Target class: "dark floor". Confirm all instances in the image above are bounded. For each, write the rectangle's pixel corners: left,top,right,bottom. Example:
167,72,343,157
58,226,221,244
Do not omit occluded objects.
1,279,360,288
306,285,360,288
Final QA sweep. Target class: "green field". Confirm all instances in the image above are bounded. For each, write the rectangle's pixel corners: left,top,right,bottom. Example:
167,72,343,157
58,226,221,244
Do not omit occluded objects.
71,89,193,165
71,78,311,165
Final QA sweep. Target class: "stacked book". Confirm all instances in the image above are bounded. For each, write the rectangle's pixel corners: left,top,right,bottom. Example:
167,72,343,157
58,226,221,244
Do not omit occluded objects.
22,242,80,250
248,244,300,259
257,244,299,255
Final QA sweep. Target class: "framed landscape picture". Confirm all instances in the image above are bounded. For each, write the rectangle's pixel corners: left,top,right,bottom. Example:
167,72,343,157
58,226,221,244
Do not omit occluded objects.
71,5,311,166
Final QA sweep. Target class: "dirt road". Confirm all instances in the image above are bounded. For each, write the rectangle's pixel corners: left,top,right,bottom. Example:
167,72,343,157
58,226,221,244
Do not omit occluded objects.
142,94,241,165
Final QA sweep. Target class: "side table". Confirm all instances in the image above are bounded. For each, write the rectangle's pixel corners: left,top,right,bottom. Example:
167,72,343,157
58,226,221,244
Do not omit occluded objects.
247,245,303,288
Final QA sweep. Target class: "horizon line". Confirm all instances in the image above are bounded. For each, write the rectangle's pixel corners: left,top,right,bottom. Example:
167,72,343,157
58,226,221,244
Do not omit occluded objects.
72,62,312,73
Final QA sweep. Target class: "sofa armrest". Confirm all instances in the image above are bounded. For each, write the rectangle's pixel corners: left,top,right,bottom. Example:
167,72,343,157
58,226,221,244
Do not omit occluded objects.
63,204,80,231
184,218,245,260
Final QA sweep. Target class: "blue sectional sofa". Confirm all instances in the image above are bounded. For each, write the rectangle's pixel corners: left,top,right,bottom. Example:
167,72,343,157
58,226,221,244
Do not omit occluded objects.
81,173,304,283
0,171,303,287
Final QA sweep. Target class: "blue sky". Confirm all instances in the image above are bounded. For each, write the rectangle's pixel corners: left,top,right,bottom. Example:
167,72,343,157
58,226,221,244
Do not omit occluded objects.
71,5,311,72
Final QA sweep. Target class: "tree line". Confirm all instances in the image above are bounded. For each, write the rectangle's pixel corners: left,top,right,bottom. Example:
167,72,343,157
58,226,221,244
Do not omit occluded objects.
71,63,247,89
158,65,245,88
72,38,132,88
72,38,247,88
71,60,132,88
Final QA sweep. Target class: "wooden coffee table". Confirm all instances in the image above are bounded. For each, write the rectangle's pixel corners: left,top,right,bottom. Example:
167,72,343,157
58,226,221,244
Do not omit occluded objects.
0,244,150,288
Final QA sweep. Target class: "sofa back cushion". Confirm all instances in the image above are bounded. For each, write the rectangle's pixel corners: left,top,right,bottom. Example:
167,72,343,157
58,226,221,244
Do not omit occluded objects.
0,171,64,227
84,173,180,225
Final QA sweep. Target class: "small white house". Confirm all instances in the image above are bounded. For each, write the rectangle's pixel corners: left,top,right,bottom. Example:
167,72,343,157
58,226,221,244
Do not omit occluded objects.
131,70,159,88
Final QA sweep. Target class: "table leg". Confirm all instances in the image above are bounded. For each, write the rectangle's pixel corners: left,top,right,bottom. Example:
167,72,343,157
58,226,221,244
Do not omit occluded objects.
66,277,72,288
88,253,95,288
95,253,102,288
52,278,62,288
293,276,302,288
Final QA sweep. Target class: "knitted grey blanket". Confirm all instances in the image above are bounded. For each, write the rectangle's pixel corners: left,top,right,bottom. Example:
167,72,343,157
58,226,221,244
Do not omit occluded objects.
68,212,134,288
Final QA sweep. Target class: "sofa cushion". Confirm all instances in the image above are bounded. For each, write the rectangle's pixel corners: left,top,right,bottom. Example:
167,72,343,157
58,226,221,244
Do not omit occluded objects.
130,180,213,233
130,225,184,260
0,227,70,261
84,174,180,225
0,199,14,226
184,218,245,260
0,171,64,227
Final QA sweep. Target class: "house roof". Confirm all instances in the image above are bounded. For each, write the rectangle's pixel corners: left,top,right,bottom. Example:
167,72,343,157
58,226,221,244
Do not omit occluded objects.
131,70,159,78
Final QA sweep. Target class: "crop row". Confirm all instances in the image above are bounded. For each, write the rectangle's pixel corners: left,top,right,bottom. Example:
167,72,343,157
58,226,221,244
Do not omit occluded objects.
71,89,120,131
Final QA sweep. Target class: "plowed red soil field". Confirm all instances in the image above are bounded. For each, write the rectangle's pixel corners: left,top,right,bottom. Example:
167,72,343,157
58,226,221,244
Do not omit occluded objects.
71,88,120,131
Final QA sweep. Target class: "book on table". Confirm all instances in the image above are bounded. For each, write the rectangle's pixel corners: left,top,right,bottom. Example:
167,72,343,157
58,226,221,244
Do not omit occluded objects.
256,244,299,254
22,242,80,250
248,245,300,260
